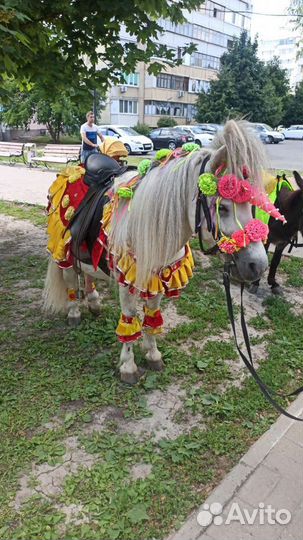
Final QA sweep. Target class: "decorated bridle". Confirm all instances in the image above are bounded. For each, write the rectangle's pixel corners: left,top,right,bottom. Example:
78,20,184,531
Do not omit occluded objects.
195,158,287,255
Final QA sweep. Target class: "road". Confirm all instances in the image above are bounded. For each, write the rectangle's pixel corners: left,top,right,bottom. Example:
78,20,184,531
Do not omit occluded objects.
137,140,303,172
264,139,303,171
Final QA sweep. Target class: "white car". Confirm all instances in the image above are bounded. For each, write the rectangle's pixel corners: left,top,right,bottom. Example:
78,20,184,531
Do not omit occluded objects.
173,125,214,147
282,125,303,140
250,123,284,144
98,125,153,154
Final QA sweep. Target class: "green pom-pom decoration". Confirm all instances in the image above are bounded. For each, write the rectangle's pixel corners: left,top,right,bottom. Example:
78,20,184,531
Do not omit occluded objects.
182,142,200,153
138,159,152,176
155,149,172,161
198,173,218,196
117,186,133,199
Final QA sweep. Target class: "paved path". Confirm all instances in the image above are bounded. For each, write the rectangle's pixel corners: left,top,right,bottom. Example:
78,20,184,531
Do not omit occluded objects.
168,395,303,540
0,164,55,206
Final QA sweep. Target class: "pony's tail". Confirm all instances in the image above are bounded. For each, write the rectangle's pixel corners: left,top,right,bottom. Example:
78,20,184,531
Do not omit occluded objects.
42,258,67,313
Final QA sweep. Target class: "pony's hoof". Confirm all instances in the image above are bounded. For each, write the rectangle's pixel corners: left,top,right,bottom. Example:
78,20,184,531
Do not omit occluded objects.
68,316,81,327
248,284,259,294
271,285,283,296
120,369,142,385
88,303,101,316
146,358,164,371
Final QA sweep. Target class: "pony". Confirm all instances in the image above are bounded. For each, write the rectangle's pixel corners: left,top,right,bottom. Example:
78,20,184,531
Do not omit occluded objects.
249,171,303,295
43,120,270,384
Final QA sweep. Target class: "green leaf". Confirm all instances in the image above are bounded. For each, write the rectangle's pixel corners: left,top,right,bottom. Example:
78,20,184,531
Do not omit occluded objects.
127,503,149,524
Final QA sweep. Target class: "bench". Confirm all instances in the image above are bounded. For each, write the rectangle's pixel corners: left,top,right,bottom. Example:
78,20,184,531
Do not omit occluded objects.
31,144,81,167
0,142,25,165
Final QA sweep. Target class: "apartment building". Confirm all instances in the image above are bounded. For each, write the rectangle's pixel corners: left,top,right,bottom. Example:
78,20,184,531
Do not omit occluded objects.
259,36,303,90
101,0,252,127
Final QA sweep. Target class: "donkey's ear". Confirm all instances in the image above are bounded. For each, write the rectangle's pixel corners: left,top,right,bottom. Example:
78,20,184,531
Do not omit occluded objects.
209,145,227,173
293,171,303,190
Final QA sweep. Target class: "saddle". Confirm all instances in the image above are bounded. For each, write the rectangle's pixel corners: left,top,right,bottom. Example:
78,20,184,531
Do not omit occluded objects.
84,153,127,187
69,153,127,268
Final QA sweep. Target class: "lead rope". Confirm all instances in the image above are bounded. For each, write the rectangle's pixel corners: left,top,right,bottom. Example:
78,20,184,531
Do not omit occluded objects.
223,263,303,421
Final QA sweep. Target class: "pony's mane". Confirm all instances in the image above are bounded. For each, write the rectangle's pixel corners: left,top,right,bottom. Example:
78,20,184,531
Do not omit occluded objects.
109,120,267,288
212,119,268,187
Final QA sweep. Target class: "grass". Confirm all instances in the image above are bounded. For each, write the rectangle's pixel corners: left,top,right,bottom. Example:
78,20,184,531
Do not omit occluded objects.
0,203,302,539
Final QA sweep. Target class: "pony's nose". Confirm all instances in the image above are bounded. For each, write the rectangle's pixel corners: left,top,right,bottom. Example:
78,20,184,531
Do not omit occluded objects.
249,262,257,274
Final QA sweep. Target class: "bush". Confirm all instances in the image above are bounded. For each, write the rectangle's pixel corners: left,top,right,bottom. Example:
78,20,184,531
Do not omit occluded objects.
157,117,177,128
133,123,151,136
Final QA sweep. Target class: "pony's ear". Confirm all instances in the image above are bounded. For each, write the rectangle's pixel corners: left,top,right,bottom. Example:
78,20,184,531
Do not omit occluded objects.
293,171,303,190
208,145,227,173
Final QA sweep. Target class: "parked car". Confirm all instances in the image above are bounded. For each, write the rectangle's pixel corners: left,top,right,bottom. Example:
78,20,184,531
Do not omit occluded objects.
196,124,219,134
149,128,194,150
249,123,284,144
282,125,303,140
172,126,214,147
98,125,153,154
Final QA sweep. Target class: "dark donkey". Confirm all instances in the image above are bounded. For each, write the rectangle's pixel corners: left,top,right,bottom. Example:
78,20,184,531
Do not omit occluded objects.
250,171,303,295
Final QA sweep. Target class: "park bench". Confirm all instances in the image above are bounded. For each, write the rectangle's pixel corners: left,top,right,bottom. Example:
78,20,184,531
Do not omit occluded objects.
30,144,81,167
0,142,25,165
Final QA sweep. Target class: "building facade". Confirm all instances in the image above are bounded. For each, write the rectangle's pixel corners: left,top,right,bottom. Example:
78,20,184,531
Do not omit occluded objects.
259,36,303,91
101,0,252,127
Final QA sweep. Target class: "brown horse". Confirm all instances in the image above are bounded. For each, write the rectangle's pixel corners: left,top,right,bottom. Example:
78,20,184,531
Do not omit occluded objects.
250,171,303,294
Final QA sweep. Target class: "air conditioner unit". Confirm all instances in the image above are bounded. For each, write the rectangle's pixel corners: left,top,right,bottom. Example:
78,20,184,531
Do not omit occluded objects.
120,86,127,93
178,90,185,98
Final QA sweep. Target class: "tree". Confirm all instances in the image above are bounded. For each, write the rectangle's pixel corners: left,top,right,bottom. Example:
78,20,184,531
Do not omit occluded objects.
157,117,177,127
0,0,201,99
2,81,91,142
195,33,290,126
283,80,303,125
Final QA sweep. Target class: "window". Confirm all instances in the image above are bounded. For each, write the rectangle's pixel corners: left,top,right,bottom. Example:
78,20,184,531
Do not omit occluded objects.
159,18,228,48
189,79,211,93
119,100,138,114
190,52,220,70
144,100,189,117
156,74,189,91
123,72,139,86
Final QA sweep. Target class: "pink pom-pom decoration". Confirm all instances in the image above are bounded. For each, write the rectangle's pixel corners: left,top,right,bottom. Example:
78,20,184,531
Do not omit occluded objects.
245,219,269,243
231,229,251,248
250,187,287,223
218,174,239,200
233,180,252,204
217,238,239,254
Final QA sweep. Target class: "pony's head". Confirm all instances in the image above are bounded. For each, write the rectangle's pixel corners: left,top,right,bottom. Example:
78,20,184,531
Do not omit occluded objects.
199,120,277,282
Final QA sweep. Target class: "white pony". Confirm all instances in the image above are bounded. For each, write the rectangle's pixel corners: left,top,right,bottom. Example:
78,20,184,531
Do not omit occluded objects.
43,120,269,383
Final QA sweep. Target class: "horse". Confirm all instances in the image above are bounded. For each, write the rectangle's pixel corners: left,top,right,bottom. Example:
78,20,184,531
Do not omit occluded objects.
43,120,271,384
249,170,303,295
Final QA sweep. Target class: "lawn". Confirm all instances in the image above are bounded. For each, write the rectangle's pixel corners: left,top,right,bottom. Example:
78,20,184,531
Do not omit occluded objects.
0,201,303,540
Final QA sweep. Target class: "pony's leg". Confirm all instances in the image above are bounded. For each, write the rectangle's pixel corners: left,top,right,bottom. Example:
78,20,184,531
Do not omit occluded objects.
118,287,141,384
142,294,164,371
268,244,286,294
62,268,81,326
85,274,101,316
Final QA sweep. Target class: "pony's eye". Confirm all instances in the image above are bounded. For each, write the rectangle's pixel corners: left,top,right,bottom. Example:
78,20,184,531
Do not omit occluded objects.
219,204,228,213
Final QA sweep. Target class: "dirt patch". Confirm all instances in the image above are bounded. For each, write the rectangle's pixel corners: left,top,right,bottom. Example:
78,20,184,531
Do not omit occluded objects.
14,436,97,509
0,215,46,256
162,303,191,331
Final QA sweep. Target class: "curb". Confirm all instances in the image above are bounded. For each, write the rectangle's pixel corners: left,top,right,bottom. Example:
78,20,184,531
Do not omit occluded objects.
167,394,303,540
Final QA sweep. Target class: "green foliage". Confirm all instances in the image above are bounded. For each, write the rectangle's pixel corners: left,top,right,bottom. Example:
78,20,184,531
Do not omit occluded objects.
2,80,90,142
283,81,303,126
132,123,151,136
195,32,290,126
157,116,178,127
0,0,201,98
